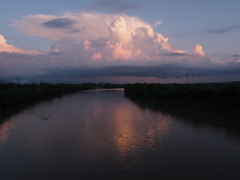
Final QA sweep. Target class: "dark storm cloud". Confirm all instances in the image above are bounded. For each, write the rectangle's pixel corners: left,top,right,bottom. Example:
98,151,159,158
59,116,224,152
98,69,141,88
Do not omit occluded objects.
90,39,109,47
163,52,188,57
40,63,240,80
233,54,240,58
67,29,81,33
88,0,143,13
207,25,240,34
49,52,65,56
42,18,76,29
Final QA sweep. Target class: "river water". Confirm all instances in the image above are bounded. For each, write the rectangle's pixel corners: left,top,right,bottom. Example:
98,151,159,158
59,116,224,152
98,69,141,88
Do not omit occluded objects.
0,89,240,180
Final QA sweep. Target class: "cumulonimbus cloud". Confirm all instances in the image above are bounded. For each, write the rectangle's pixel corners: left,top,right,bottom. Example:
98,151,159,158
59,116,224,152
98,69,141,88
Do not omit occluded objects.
13,12,209,64
1,12,239,81
45,14,211,68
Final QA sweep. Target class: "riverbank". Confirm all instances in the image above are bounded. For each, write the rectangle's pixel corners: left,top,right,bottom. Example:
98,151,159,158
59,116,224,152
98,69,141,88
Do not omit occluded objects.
124,83,240,112
0,83,95,110
0,83,124,110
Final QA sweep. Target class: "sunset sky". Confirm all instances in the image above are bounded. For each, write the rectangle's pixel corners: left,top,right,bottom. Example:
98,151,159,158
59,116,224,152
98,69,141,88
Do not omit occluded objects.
1,0,240,83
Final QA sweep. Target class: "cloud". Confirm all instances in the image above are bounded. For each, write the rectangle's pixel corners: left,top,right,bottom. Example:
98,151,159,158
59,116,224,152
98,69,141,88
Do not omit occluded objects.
163,52,189,57
12,12,151,42
91,52,102,60
0,51,49,76
87,0,143,13
192,44,205,56
206,25,240,34
38,62,240,82
0,34,40,54
44,15,207,67
42,18,76,29
233,54,240,58
3,12,240,82
232,54,240,63
153,21,163,27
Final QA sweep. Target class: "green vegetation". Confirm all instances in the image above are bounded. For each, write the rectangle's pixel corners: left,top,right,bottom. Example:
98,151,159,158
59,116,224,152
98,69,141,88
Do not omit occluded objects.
0,83,96,110
124,83,240,111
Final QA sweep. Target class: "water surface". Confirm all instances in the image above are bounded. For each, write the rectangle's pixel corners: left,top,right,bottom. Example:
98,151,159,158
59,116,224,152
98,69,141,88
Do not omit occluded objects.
0,89,240,180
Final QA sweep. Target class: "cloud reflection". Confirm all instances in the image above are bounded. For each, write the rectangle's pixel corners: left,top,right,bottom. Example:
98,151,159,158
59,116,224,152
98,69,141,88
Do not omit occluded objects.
0,121,11,144
112,104,170,156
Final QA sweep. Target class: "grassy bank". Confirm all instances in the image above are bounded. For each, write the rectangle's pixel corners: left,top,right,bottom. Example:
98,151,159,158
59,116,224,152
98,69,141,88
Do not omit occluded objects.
124,83,240,111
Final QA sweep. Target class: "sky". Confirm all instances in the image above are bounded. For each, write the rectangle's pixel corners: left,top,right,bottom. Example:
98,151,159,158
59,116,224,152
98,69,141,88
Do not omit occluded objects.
1,0,240,83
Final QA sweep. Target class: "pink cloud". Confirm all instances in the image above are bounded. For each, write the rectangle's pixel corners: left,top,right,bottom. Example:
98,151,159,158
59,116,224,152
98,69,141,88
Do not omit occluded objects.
192,44,205,56
46,15,209,67
91,52,102,60
153,21,163,27
0,34,39,54
13,12,210,66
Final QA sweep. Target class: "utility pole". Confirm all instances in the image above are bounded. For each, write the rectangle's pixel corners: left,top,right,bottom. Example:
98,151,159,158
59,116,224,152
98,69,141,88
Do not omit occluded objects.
186,72,189,84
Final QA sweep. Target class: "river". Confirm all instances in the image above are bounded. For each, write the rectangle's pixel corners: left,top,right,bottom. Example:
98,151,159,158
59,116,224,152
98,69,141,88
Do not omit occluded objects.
0,89,240,180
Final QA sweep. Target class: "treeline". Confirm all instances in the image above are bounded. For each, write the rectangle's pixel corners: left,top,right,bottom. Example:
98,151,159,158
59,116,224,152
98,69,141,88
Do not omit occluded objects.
124,83,240,111
0,83,94,110
97,83,125,89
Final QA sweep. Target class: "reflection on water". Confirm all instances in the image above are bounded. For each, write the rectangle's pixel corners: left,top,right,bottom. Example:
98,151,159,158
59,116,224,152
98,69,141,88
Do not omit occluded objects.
0,121,11,144
0,89,240,179
112,102,170,158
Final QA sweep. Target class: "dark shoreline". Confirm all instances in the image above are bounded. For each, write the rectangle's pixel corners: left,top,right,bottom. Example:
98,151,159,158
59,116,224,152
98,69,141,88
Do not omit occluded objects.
124,83,240,112
124,83,240,129
0,83,124,111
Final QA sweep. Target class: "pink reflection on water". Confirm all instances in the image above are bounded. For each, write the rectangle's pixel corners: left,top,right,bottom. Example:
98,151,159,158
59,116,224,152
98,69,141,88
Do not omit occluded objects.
112,104,171,156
